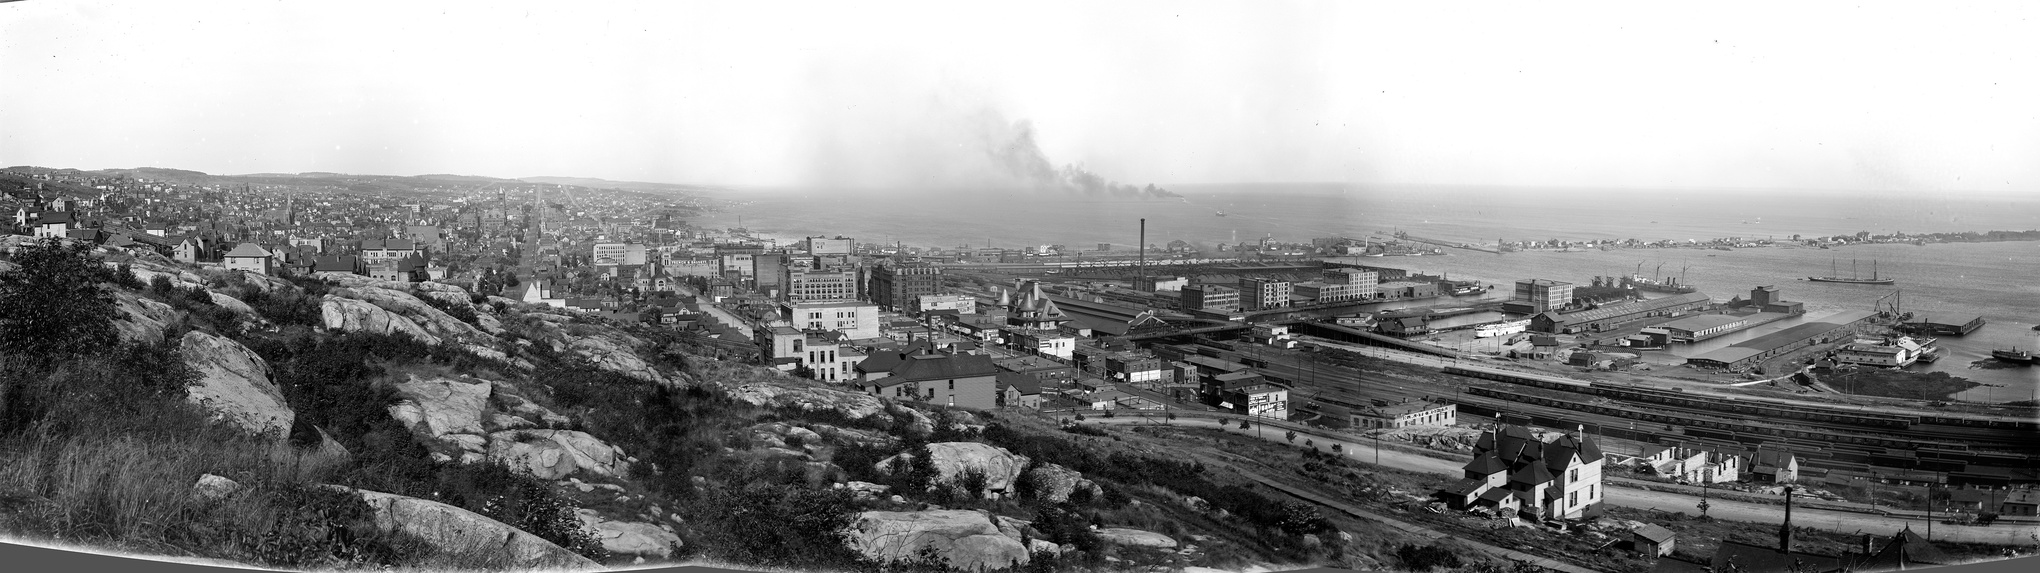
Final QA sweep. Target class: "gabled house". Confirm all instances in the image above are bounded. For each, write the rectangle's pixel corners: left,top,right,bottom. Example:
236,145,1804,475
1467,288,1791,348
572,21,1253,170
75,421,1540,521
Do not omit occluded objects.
32,210,75,239
1750,445,1799,484
223,243,276,275
1434,424,1605,522
994,371,1042,409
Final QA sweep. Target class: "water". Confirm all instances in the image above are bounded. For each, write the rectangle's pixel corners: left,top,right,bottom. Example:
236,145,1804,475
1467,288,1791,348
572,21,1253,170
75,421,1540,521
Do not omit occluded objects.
698,183,2040,402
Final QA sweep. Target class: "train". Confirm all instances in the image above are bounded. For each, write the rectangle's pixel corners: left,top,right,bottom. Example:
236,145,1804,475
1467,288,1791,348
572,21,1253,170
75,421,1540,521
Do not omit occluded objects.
1440,365,2037,433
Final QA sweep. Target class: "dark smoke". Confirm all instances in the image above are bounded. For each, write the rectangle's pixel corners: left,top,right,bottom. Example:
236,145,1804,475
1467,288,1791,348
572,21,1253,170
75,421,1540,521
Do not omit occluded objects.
975,113,1178,199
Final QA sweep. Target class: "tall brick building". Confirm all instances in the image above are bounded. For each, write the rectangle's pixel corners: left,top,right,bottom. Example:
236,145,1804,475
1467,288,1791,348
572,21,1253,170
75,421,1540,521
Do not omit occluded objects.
870,262,942,312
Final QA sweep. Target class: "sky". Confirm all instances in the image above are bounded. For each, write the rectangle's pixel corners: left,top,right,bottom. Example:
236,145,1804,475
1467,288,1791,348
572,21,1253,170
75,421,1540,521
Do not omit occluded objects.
2,1,2037,195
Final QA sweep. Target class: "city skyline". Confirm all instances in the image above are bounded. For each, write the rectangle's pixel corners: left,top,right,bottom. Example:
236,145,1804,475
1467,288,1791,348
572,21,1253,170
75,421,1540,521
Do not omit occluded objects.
3,1,2037,197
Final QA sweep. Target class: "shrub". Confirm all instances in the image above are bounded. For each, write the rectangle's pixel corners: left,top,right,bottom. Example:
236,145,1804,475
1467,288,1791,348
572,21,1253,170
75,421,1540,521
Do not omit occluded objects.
1396,542,1464,571
0,237,119,363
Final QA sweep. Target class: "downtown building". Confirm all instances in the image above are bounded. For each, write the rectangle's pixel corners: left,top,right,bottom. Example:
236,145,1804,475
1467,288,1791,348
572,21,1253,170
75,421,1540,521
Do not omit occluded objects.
869,262,943,312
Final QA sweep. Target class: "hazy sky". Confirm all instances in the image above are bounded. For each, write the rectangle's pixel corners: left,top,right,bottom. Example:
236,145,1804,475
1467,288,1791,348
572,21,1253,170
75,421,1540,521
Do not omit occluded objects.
3,1,2036,194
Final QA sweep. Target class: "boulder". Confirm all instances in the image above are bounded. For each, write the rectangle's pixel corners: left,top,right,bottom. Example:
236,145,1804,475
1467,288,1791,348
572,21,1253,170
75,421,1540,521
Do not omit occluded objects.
1095,528,1178,550
321,485,598,570
488,430,630,480
878,443,1030,498
387,375,492,439
321,296,440,344
192,474,241,502
179,331,295,437
843,510,1032,571
1027,463,1103,504
576,510,683,558
893,405,936,436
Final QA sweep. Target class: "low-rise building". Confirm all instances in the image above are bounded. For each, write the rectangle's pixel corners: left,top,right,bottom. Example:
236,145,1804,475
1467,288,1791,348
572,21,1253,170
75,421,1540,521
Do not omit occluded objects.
859,353,1000,410
1351,401,1456,430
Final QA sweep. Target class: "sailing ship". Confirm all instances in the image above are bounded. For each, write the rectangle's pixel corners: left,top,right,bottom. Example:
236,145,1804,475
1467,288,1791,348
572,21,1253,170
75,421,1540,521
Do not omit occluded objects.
1805,259,1894,285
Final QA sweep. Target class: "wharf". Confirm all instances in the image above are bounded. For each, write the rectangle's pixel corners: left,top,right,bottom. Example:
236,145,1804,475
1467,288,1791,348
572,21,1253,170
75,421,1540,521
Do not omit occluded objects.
1393,233,1502,254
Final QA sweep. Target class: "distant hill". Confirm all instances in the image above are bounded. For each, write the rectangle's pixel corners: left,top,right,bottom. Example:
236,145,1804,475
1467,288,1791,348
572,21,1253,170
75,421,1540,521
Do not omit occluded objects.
415,174,514,182
520,176,721,194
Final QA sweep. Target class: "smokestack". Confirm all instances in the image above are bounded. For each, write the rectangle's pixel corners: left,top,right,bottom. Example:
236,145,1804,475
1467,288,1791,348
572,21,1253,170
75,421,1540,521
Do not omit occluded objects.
1780,486,1797,554
1138,218,1146,292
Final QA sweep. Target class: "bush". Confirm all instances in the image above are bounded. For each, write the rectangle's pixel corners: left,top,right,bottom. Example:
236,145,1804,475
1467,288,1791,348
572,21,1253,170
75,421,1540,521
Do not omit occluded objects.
1396,542,1464,571
0,237,119,363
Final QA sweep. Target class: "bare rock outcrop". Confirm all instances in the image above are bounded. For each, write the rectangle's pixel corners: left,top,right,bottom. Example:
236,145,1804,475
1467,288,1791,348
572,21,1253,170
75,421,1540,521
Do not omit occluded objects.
387,375,492,439
568,334,668,385
808,423,900,449
878,442,1030,498
731,383,889,423
321,295,440,344
340,285,486,343
843,510,1033,571
320,485,598,571
1095,528,1178,549
488,429,630,480
208,291,260,320
179,330,294,437
113,290,182,345
576,509,683,558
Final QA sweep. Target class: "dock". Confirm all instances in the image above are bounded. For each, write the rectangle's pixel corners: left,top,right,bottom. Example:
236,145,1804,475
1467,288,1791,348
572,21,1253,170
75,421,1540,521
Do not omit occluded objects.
1392,233,1503,254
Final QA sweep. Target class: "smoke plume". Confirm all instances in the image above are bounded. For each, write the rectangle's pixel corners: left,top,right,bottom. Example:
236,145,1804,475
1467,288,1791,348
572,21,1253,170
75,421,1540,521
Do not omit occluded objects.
971,111,1178,199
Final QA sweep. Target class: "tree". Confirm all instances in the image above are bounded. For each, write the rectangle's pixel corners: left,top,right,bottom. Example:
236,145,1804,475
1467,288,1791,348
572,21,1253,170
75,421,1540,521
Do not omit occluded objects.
0,238,119,363
1239,420,1251,430
1332,443,1344,454
1286,430,1298,444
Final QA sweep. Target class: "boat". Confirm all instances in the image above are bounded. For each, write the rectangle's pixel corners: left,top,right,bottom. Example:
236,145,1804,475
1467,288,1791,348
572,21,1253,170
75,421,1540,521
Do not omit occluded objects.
1621,263,1698,294
1916,348,1941,364
2032,324,2040,332
1214,211,1226,217
1473,319,1531,338
1990,347,2036,364
1806,258,1895,285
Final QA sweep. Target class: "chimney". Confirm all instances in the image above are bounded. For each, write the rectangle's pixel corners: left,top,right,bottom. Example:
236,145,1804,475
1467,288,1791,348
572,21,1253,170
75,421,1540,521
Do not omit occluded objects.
1779,486,1797,554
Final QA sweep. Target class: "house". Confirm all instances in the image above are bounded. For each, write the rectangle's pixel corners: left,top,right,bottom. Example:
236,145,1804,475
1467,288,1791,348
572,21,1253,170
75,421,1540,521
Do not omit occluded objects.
1379,316,1429,338
222,243,276,276
1750,445,1798,484
1432,424,1604,522
859,353,1001,410
172,235,212,264
994,371,1043,409
309,254,365,276
1632,524,1676,557
32,210,74,239
2000,489,2039,517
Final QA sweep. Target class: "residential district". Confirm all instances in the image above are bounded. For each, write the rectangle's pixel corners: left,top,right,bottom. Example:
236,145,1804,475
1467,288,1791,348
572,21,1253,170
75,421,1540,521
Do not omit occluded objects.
3,166,2035,573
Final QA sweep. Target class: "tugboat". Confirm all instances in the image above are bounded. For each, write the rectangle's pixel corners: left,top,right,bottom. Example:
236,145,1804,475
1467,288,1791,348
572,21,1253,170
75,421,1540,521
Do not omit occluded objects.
1991,347,2036,365
1214,210,1226,217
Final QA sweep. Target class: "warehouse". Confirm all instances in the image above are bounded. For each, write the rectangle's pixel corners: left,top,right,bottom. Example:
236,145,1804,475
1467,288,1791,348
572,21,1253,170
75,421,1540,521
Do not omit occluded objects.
1530,292,1712,334
1685,310,1878,370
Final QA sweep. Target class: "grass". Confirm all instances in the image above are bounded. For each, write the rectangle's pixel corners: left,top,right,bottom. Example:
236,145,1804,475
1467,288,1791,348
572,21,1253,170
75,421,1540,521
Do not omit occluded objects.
1821,368,1982,401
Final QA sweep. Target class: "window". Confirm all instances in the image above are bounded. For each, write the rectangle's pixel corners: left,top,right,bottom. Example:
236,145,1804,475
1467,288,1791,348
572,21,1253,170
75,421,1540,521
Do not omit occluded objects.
1589,484,1595,499
948,380,954,390
1569,491,1578,507
1569,468,1578,483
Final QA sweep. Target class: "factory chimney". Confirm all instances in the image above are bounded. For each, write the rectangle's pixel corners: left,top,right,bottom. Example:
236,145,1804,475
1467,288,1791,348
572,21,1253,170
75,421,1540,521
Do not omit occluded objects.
1137,218,1146,292
1779,485,1797,555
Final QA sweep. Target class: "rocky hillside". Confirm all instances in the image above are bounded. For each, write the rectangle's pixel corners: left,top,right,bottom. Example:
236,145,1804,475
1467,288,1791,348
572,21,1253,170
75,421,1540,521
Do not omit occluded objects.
0,236,1384,573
